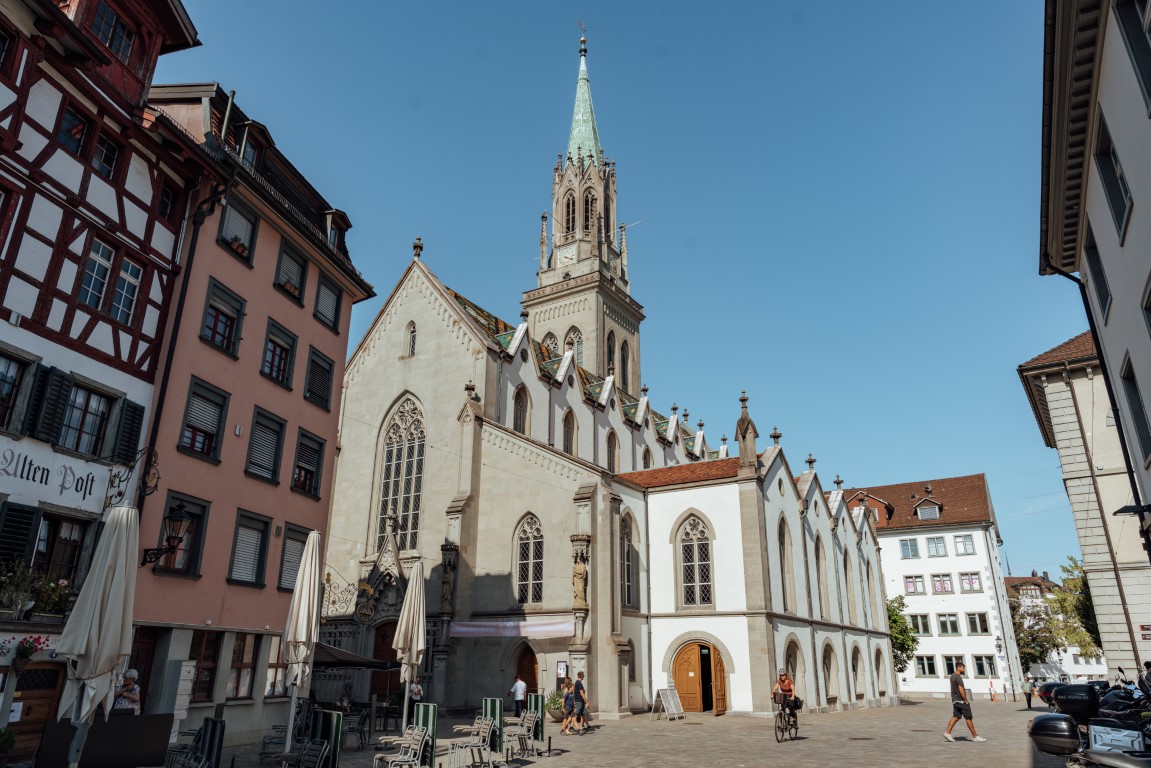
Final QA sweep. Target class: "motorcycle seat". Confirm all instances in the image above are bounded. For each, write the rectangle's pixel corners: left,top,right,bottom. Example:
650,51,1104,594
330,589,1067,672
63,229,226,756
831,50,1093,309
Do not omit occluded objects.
1082,750,1151,767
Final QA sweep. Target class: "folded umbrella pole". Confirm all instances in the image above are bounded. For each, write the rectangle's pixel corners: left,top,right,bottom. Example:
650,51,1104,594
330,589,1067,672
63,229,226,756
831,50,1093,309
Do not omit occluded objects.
393,561,426,733
284,531,322,750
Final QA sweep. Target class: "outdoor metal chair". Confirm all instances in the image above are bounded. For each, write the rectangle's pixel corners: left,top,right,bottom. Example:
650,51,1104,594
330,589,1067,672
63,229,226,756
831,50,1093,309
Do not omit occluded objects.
277,739,329,768
506,710,539,758
452,716,496,768
373,725,427,768
343,710,370,750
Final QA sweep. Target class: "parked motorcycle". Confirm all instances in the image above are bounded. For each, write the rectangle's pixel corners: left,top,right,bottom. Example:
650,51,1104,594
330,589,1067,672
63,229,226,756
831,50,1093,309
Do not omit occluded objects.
1029,673,1151,767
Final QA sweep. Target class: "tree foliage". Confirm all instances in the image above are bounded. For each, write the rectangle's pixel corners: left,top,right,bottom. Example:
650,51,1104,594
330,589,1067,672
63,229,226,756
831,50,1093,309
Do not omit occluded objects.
1009,593,1064,670
1009,556,1101,670
1051,556,1101,657
887,596,919,673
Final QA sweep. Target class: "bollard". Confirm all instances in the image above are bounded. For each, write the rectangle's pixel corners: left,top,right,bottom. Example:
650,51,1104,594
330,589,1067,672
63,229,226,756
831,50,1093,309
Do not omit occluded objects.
548,735,552,755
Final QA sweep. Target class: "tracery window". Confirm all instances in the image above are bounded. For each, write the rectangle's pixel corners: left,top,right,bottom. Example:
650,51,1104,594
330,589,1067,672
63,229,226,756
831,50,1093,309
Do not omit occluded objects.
565,328,584,367
583,190,597,233
606,430,618,472
378,397,425,551
679,516,712,607
542,333,559,359
620,515,636,608
513,387,528,434
407,322,417,357
516,514,544,604
562,410,576,456
564,194,576,236
620,342,630,392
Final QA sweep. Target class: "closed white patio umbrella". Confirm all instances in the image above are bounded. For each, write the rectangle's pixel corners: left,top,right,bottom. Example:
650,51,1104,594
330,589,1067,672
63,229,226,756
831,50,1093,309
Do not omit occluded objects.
392,560,426,732
55,504,139,768
283,530,322,750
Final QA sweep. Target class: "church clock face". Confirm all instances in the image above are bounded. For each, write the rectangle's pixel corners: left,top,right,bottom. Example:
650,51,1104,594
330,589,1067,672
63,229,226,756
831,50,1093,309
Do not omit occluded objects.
556,244,577,266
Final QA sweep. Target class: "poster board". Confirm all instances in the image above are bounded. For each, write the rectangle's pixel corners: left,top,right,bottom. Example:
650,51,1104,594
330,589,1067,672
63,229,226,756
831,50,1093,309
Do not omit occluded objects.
650,688,686,720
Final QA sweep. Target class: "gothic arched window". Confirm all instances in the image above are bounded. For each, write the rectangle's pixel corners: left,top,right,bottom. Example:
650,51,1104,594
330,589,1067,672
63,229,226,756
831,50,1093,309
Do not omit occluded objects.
565,328,584,367
642,447,652,469
513,387,529,435
606,430,618,473
583,190,597,233
379,397,425,552
406,322,417,357
844,549,858,625
606,331,615,374
815,536,829,619
620,341,630,392
516,514,544,604
679,516,712,607
542,333,559,359
564,194,576,236
779,519,795,613
563,410,576,456
620,515,636,608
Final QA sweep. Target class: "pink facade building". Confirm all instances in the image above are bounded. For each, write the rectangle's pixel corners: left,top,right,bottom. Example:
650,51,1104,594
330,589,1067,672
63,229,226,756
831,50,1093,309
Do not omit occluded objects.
137,85,373,741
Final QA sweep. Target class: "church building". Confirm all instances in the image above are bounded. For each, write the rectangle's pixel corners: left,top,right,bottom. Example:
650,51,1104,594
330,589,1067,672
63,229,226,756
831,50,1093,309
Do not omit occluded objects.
323,37,896,716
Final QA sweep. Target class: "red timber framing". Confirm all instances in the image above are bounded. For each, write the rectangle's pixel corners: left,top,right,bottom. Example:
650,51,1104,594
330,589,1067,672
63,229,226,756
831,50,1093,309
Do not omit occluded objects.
0,0,203,383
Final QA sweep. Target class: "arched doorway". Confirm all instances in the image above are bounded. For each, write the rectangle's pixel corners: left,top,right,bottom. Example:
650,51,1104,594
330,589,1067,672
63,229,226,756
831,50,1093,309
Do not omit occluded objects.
822,644,840,708
672,642,727,715
515,645,539,694
372,621,400,700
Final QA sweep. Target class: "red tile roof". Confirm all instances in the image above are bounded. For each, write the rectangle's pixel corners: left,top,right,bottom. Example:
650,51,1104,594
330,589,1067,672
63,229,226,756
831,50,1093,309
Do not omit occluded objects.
1018,331,1096,370
839,473,993,531
617,457,740,488
1004,574,1058,594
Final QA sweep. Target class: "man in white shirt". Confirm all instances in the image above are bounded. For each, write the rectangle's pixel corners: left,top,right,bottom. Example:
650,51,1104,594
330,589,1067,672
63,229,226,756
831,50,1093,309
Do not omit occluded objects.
509,674,527,717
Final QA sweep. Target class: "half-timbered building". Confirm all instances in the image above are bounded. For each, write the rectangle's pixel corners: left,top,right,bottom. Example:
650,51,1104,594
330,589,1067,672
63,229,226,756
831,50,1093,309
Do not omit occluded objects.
0,0,199,758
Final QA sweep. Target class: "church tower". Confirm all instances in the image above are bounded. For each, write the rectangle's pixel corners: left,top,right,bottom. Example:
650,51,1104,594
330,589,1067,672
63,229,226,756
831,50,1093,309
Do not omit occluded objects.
522,36,644,395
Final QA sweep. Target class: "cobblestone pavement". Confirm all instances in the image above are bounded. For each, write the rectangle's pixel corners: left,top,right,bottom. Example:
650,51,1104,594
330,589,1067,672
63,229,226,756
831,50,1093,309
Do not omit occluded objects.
220,699,1067,768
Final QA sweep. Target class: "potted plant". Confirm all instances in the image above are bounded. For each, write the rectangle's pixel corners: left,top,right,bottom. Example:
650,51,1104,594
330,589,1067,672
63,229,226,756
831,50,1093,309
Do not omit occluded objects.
0,561,37,620
11,635,50,671
31,577,69,622
545,689,565,722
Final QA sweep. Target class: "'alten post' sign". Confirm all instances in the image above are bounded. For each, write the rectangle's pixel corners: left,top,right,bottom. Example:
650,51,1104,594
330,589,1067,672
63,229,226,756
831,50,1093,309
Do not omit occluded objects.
0,434,109,514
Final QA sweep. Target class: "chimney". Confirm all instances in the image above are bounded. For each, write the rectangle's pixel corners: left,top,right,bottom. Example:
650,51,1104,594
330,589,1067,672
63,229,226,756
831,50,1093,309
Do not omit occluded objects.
1042,571,1049,582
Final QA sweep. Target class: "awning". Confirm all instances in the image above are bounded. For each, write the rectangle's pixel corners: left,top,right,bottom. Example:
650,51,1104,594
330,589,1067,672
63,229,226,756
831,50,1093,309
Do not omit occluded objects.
449,619,575,639
311,642,401,671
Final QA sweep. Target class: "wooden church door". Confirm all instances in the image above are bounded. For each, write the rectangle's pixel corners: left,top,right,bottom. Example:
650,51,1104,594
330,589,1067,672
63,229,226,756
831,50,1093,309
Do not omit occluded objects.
672,644,702,712
711,650,727,716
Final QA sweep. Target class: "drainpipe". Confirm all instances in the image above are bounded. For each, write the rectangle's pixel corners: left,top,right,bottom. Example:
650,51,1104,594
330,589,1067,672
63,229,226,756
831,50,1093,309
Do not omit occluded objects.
136,179,230,511
1062,360,1143,669
1043,252,1151,570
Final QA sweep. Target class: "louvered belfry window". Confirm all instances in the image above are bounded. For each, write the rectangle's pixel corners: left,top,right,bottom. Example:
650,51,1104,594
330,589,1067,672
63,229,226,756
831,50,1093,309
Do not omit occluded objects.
516,514,544,604
378,397,425,552
680,516,712,606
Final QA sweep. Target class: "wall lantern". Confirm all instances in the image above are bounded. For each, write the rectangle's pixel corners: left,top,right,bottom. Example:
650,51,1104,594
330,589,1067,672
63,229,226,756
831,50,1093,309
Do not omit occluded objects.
140,502,192,566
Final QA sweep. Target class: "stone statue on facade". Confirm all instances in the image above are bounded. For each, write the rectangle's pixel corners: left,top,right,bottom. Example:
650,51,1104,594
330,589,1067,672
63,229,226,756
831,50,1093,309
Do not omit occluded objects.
572,553,588,608
440,558,456,612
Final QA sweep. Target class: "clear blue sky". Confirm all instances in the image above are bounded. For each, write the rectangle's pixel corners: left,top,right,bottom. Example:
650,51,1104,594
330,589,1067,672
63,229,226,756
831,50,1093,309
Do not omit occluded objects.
157,1,1085,580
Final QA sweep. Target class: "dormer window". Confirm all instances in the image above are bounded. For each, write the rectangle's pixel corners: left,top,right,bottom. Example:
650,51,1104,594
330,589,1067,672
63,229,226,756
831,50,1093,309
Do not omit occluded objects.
325,209,351,253
91,1,134,64
917,505,940,521
241,140,258,169
328,225,342,249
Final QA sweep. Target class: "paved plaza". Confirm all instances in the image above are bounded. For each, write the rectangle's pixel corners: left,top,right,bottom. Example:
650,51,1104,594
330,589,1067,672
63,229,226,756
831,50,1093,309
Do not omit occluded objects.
220,698,1065,768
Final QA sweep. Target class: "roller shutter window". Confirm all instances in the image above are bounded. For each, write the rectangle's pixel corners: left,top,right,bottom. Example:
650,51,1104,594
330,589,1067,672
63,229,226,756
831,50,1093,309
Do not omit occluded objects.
229,513,268,585
291,431,323,497
278,528,308,590
304,349,333,409
219,202,257,259
246,410,284,482
275,249,306,299
314,277,340,329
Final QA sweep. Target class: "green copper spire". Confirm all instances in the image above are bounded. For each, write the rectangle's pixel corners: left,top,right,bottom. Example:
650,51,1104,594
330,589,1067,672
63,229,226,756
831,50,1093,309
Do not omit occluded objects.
567,36,602,168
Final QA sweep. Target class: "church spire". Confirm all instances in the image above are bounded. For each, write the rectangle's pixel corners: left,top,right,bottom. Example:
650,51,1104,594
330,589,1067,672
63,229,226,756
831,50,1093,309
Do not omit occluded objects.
567,36,602,168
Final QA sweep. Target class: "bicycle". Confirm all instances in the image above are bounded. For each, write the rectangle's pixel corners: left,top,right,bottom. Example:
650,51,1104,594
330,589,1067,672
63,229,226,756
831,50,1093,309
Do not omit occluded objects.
773,694,798,742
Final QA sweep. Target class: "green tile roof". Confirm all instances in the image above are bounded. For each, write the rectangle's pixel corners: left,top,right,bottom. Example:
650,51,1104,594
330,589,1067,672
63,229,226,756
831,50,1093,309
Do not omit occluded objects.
568,43,602,168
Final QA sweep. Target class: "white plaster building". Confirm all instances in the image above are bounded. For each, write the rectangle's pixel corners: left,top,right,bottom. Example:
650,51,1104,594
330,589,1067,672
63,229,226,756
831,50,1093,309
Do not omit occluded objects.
844,475,1025,700
1019,332,1151,677
1041,0,1151,549
323,38,896,718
